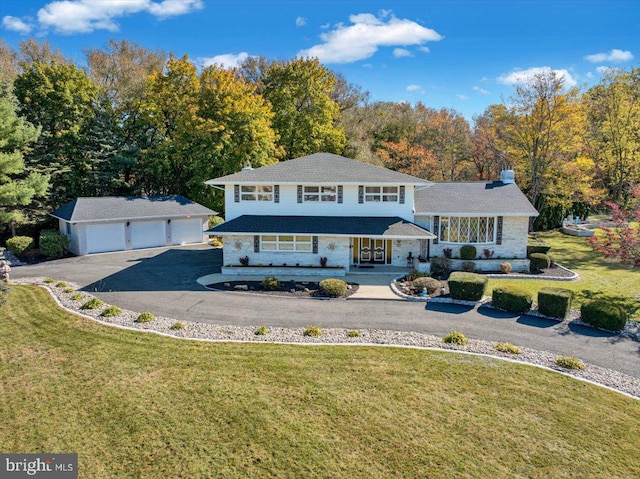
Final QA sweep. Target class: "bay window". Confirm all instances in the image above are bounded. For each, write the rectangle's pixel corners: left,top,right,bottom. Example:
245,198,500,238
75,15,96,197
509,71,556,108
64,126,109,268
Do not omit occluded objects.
439,216,496,243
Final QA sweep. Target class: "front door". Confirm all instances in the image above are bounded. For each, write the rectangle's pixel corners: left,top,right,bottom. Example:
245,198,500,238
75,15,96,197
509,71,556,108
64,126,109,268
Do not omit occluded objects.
359,238,386,264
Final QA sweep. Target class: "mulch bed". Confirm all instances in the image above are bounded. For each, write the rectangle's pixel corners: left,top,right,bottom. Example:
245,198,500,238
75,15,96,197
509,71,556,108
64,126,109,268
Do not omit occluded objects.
207,280,360,298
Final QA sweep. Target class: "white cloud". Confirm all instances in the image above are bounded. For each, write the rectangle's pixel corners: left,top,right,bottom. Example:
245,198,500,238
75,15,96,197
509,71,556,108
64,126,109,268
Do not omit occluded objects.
417,46,430,54
457,94,469,101
472,86,490,95
406,84,424,93
320,22,330,29
497,66,577,88
295,16,307,27
298,12,443,64
200,52,250,69
36,0,203,34
585,71,594,79
393,48,412,58
2,16,33,34
584,49,633,63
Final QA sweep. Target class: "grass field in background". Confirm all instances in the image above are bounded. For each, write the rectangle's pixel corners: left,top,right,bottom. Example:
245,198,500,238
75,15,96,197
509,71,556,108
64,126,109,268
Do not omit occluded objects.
1,286,640,478
488,230,640,319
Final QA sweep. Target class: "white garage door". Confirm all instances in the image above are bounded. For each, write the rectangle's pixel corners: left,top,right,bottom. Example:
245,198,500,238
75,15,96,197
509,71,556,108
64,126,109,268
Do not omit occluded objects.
86,223,126,254
130,221,166,250
171,218,203,245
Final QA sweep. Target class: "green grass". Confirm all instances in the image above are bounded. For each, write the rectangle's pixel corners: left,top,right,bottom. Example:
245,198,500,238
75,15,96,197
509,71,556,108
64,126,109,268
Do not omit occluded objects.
2,286,640,478
489,230,640,319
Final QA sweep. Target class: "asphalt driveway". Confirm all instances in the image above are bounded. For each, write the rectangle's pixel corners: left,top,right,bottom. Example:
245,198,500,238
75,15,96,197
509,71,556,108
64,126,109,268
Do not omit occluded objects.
12,244,640,378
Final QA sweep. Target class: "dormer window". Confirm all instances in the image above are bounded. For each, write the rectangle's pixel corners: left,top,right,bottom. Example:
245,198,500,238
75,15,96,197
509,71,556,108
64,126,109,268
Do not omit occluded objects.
365,186,398,202
304,186,336,202
241,185,273,201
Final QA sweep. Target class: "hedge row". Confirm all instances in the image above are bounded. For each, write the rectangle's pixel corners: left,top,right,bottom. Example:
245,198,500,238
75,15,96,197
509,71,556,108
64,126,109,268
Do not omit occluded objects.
447,272,487,301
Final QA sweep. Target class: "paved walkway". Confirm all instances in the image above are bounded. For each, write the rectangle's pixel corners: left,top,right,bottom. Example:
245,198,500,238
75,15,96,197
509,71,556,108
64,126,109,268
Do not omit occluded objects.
10,245,640,378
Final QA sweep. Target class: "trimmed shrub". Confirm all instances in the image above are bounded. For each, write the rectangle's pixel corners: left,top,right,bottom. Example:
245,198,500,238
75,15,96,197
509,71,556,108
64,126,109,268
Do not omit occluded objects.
410,276,441,294
443,330,468,345
529,253,551,272
63,288,74,293
55,281,67,288
261,276,280,291
447,272,487,301
538,287,573,319
39,230,69,258
461,261,476,273
500,262,512,274
492,286,533,313
526,238,552,256
303,325,323,337
581,299,627,331
347,330,361,337
460,244,477,260
555,356,585,370
406,268,429,282
430,257,451,278
319,278,347,297
6,236,34,255
254,325,269,336
170,322,185,330
136,312,155,323
494,342,522,354
101,305,122,317
81,298,103,310
70,293,83,301
43,278,55,283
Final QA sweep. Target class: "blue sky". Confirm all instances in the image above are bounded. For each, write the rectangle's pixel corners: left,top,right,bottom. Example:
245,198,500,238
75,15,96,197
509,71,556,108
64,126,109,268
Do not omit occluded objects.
1,0,638,119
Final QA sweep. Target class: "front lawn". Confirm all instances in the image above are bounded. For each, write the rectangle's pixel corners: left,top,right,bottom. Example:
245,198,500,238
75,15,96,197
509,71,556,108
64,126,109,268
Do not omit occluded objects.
1,286,640,478
488,230,640,319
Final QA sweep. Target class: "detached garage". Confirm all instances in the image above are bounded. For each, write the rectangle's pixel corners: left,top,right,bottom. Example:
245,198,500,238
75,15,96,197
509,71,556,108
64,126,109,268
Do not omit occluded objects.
51,195,217,256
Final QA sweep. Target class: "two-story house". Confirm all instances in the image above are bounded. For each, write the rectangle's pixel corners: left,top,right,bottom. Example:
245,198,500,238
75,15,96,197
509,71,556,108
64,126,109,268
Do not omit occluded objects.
206,153,538,275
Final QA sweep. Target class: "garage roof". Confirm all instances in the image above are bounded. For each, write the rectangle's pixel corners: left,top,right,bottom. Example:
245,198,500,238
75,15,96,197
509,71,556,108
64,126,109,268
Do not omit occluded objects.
208,215,436,239
51,196,217,223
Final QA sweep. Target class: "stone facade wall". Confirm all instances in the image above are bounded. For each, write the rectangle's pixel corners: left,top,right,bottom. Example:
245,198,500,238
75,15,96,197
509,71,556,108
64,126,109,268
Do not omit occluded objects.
222,235,350,268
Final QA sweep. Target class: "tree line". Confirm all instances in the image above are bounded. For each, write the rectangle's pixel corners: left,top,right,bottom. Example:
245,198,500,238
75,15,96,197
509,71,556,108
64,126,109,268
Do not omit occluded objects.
1,38,639,239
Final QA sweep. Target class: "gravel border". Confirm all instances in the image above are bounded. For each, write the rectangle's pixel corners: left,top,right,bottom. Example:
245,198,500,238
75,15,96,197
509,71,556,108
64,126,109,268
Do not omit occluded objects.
11,277,640,400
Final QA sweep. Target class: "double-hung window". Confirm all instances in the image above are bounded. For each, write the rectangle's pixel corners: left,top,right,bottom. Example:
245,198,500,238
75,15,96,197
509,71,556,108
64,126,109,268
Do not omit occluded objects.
303,186,336,202
261,235,312,252
365,186,398,202
439,216,496,243
241,185,273,201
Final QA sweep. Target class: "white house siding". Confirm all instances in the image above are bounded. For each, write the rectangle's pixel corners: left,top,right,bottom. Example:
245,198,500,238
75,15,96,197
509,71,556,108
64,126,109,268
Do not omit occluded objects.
389,239,423,268
222,234,350,269
224,185,415,221
59,219,81,256
423,216,530,260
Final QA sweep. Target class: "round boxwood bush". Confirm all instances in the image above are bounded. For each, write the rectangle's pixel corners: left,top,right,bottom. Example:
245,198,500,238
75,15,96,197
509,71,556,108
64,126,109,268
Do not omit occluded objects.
319,278,348,297
39,230,69,258
6,236,34,255
580,299,627,331
261,276,280,291
447,272,487,301
529,253,551,272
410,276,441,294
101,305,122,317
461,261,476,273
492,286,533,313
500,262,512,274
460,245,477,260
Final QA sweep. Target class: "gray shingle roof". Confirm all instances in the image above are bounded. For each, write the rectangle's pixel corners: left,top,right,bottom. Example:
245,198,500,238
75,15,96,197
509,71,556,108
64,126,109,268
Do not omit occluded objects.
51,196,217,223
414,182,538,216
208,215,436,239
205,153,431,185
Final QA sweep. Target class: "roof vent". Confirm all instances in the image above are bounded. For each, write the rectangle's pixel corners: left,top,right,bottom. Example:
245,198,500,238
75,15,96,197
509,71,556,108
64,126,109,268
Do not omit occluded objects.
241,161,253,172
500,168,515,184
